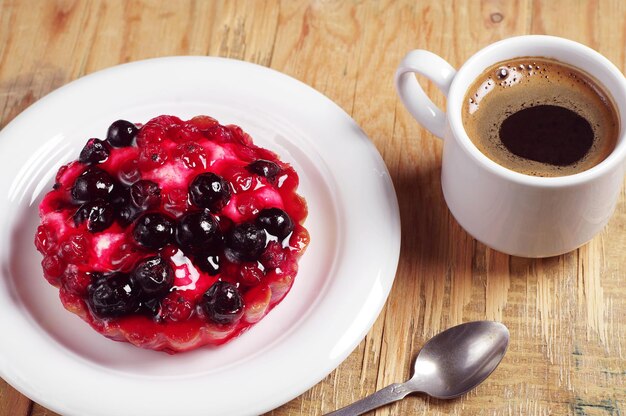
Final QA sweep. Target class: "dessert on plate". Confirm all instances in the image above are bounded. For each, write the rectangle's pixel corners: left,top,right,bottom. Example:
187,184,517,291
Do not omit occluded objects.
35,115,309,353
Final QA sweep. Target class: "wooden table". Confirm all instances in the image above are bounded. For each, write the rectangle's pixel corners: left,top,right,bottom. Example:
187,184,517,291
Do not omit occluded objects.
1,1,625,415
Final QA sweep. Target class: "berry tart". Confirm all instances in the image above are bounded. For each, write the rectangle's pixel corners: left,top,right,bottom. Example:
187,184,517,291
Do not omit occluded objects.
35,115,309,353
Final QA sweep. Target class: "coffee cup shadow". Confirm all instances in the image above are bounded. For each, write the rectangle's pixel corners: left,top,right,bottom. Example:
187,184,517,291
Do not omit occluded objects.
390,139,475,278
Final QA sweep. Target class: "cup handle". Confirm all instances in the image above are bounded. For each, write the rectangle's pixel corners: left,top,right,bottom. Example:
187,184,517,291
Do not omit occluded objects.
394,50,457,139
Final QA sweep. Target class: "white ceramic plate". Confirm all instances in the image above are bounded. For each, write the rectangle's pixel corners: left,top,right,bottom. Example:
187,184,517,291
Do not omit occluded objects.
0,57,400,416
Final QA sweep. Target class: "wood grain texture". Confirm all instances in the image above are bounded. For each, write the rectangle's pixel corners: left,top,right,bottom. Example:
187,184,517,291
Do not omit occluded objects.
0,0,625,415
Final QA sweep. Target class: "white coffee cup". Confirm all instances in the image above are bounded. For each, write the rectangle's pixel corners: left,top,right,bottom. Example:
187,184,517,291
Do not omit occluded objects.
395,35,626,258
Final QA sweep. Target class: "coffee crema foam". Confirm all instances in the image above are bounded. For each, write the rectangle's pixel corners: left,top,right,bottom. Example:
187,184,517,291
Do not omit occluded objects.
462,57,619,177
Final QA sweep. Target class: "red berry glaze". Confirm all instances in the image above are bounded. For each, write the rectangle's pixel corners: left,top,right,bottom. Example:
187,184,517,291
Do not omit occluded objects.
36,115,309,353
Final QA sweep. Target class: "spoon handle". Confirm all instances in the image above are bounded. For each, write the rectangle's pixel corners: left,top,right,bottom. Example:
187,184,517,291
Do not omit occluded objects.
324,382,413,416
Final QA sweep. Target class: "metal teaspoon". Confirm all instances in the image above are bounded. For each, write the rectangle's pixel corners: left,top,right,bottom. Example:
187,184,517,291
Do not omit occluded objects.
325,321,510,415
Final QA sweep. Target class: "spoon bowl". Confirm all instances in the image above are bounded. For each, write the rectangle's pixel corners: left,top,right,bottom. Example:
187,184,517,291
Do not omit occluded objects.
408,320,510,399
326,321,509,415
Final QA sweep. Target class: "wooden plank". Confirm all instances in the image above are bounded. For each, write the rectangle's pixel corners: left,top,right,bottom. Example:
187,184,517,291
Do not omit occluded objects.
0,0,93,127
522,2,626,415
266,4,373,414
374,1,531,415
0,379,30,416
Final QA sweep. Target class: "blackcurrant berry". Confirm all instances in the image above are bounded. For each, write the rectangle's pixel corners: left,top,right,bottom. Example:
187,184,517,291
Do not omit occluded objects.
130,255,174,298
189,172,231,212
79,138,110,164
73,200,115,233
246,159,281,182
107,120,138,148
87,273,139,318
224,222,266,262
176,210,222,252
71,167,116,203
201,281,243,324
256,208,294,240
132,213,175,249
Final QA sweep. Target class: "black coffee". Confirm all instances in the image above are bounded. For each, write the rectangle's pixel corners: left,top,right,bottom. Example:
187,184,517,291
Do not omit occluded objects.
500,104,593,166
462,58,619,177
